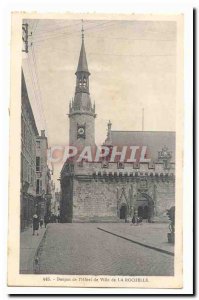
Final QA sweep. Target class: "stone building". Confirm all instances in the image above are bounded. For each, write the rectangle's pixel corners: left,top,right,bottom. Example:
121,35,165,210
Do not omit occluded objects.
49,181,55,215
60,33,175,223
21,71,38,230
51,189,61,218
35,130,52,220
21,71,52,230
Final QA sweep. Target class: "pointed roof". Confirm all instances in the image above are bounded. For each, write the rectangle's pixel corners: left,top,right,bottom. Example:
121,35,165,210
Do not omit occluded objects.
76,37,90,74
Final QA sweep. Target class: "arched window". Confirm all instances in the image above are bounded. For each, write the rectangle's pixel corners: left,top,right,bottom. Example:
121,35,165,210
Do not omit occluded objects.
83,77,87,87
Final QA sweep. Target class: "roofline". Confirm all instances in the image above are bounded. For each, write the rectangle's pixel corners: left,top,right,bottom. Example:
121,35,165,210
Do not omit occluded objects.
21,70,39,136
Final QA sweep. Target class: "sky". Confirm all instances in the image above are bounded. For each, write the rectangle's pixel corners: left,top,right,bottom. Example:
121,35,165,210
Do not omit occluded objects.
22,18,177,189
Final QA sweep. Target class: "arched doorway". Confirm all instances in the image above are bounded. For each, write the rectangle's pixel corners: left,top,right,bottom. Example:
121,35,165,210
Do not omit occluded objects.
138,206,143,218
136,193,154,220
120,204,127,220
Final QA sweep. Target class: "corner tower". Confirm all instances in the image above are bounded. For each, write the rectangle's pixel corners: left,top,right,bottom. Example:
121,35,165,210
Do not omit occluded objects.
69,27,96,148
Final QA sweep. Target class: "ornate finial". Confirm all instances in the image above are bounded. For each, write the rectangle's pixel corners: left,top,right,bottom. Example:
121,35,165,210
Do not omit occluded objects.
108,120,112,130
105,120,112,146
81,19,84,40
158,145,172,169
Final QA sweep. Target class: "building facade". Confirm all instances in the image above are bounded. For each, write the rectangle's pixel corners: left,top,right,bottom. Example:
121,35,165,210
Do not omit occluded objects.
60,33,175,223
35,130,52,220
21,71,38,230
21,71,52,230
51,189,61,218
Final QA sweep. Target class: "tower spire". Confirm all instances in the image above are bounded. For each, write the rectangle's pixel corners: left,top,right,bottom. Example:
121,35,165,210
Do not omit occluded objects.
81,19,84,40
68,22,96,147
75,21,90,75
70,22,96,114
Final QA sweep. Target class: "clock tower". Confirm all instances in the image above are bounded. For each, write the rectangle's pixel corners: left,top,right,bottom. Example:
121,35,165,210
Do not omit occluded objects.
69,27,96,148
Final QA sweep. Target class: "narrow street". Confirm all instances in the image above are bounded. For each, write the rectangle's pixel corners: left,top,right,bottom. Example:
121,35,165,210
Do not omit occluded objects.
37,223,174,276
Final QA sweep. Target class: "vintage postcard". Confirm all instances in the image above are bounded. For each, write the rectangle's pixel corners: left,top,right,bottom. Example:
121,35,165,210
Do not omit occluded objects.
8,12,184,289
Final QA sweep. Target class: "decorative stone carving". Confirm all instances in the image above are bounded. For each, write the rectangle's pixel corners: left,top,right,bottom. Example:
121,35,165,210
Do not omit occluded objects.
158,146,172,169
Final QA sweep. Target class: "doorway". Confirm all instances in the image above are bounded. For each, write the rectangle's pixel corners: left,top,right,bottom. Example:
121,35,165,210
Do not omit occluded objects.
138,206,144,218
120,204,127,220
136,193,154,220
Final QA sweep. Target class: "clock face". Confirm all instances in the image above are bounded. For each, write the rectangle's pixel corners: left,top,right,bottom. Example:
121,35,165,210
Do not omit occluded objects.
78,127,85,135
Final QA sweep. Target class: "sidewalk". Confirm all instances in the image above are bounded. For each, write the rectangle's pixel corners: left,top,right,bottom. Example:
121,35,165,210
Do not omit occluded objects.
20,226,47,274
98,223,174,255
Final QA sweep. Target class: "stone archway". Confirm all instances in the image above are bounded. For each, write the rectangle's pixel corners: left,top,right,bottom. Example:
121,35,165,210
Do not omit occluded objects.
135,193,154,221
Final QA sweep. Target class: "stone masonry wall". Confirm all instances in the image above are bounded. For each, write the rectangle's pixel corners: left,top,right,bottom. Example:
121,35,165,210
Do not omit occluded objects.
155,180,175,216
72,176,175,222
60,160,175,223
72,179,118,222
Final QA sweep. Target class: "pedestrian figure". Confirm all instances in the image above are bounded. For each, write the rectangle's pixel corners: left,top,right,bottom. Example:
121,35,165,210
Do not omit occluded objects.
132,215,136,224
44,214,48,228
39,219,43,228
133,210,139,225
32,214,39,236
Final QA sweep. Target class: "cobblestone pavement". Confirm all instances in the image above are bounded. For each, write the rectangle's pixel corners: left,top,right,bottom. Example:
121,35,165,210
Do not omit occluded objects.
98,222,174,254
38,223,174,276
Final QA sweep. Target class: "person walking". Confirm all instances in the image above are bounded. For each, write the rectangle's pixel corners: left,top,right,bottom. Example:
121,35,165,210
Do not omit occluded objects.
132,215,136,224
44,214,48,228
32,214,39,236
133,211,139,225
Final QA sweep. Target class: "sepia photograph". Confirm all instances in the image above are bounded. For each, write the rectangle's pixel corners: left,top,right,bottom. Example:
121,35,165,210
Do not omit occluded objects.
7,12,185,289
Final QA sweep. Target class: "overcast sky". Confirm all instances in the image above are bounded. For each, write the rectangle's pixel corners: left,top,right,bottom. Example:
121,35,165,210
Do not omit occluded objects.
23,19,177,189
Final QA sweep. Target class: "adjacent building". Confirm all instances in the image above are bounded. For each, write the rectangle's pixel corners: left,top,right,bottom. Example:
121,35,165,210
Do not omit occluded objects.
21,71,52,230
60,32,175,223
21,71,38,230
51,189,61,218
35,130,52,221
